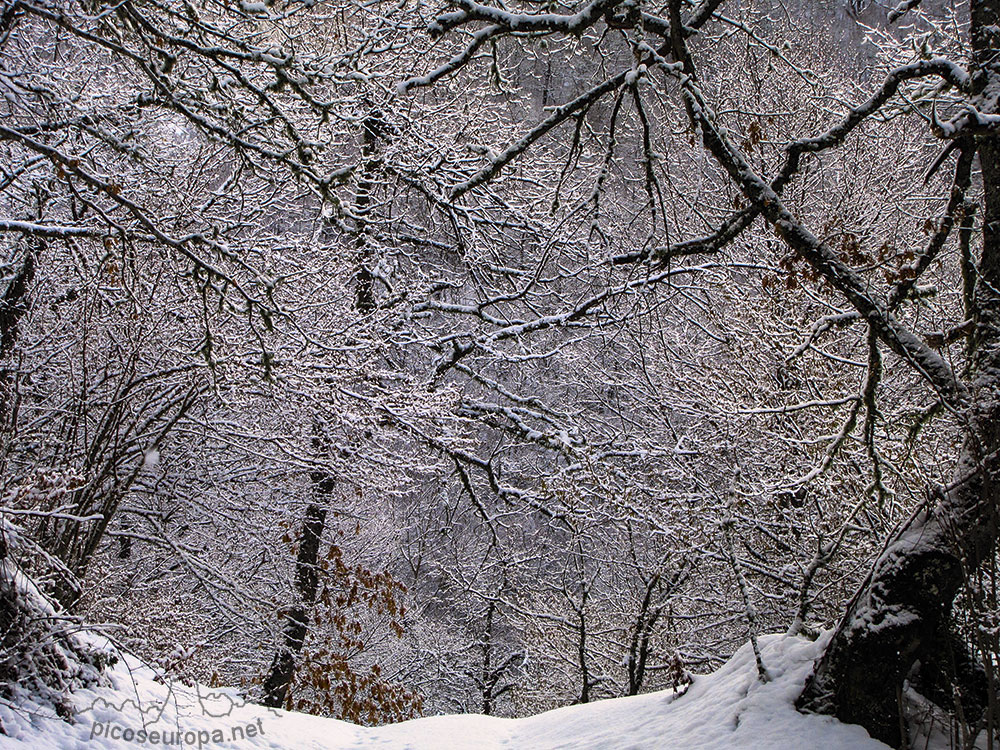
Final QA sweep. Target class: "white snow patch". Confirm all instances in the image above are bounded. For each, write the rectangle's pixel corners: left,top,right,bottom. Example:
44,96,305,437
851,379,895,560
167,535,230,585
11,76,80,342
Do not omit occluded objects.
0,633,889,749
238,0,267,12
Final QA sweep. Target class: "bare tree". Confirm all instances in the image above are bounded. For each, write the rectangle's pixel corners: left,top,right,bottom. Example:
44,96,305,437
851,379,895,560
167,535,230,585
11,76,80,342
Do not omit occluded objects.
397,0,1000,743
10,0,1000,743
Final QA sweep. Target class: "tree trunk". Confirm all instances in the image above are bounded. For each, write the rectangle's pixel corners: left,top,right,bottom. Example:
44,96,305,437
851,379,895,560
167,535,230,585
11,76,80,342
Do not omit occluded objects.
798,3,1000,743
796,464,998,745
354,112,384,314
0,245,35,435
262,109,386,706
261,429,333,708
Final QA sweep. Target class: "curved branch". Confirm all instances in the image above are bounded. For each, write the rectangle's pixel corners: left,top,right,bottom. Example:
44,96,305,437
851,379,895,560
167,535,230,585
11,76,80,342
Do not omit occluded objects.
663,2,968,412
450,69,632,199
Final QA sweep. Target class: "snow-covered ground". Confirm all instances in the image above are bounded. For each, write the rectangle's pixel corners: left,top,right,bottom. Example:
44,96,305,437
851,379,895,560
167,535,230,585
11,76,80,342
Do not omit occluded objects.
0,632,887,750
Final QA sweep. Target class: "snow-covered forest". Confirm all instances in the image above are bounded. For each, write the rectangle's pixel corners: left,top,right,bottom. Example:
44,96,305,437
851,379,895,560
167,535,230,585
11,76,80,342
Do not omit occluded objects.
2,0,1000,747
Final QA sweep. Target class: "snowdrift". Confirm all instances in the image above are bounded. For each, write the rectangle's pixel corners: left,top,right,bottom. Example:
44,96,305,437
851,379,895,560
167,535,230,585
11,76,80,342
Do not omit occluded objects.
0,632,887,750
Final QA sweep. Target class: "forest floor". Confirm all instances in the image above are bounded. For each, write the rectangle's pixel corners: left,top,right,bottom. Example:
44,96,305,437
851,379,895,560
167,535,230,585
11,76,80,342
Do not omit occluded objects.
0,631,898,750
0,635,908,750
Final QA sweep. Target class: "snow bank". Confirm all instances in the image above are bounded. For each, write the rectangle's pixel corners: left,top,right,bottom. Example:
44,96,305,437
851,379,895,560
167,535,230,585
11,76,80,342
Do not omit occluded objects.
0,632,886,750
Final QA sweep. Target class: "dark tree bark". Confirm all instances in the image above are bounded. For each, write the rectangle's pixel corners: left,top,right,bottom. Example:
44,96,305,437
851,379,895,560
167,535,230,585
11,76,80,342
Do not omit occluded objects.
261,428,334,708
353,111,386,314
474,600,521,715
0,247,34,356
625,564,687,696
0,245,36,432
626,573,661,697
263,107,393,707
